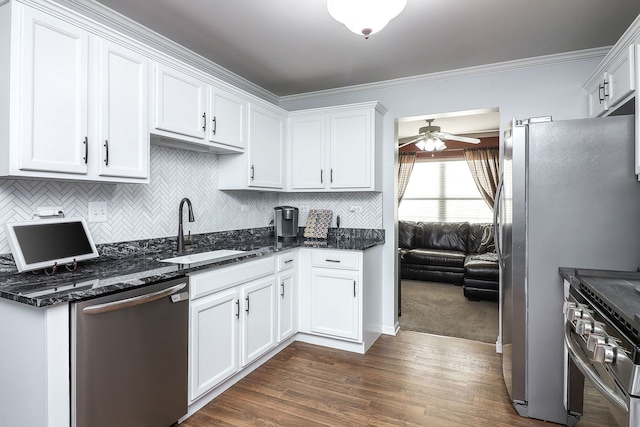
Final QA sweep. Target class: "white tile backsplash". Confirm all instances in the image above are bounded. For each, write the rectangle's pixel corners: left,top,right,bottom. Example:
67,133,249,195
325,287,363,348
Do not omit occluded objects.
0,145,382,254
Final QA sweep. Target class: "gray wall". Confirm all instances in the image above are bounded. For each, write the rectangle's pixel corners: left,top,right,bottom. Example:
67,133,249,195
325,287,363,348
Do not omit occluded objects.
280,53,603,333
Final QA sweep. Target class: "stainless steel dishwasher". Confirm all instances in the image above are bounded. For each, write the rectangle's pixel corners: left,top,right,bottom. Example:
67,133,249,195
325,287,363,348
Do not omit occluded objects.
71,277,189,427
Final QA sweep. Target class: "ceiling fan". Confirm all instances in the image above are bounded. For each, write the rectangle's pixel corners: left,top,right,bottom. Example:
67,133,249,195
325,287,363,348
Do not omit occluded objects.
399,119,481,151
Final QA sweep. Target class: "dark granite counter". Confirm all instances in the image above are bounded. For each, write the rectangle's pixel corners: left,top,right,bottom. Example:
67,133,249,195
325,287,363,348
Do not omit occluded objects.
0,227,384,308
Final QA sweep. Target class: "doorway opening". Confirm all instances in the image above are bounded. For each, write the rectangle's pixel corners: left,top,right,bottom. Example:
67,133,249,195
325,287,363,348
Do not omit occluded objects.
396,108,500,344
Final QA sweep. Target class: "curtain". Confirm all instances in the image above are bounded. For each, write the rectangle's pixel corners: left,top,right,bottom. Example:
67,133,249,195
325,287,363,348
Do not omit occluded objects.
397,152,416,205
463,147,499,211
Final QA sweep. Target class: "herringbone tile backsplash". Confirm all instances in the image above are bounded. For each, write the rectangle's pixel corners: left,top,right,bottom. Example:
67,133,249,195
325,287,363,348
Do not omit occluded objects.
0,146,382,254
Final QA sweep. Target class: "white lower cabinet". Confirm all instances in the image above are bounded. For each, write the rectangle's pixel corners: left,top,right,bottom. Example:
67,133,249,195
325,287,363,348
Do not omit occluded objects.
240,277,276,367
310,268,359,340
297,247,383,354
187,255,278,403
276,252,297,342
189,288,239,401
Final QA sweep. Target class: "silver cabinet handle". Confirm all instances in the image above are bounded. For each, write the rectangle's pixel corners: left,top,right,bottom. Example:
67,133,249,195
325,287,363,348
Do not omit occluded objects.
83,136,88,164
202,112,206,131
284,259,293,264
103,140,109,166
325,259,340,263
83,283,187,315
353,280,356,297
250,165,255,180
320,169,323,184
235,299,240,319
280,282,285,298
212,116,217,135
245,296,250,313
330,168,334,183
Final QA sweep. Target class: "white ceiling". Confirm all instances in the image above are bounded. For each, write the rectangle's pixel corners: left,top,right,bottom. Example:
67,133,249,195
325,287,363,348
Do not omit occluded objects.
91,0,640,97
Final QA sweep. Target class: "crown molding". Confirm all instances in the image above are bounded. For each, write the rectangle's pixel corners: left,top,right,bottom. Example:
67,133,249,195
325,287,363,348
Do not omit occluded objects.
279,47,610,105
48,0,279,104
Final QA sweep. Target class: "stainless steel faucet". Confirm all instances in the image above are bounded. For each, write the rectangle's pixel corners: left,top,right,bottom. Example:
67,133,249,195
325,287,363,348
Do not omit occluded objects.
177,198,195,254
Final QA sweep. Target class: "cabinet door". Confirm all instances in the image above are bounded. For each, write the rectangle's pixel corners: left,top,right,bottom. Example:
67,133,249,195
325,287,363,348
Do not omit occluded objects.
19,7,89,174
310,269,359,340
606,45,635,109
240,277,276,366
290,115,327,189
329,109,371,189
189,288,239,401
209,87,246,149
277,270,296,342
248,104,284,188
97,40,149,179
154,63,206,139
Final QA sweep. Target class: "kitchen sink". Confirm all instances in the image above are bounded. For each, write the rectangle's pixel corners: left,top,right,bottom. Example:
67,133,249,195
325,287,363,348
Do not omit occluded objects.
159,249,245,265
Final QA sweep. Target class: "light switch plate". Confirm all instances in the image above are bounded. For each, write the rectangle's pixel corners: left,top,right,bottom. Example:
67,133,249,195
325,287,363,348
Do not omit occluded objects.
88,201,108,223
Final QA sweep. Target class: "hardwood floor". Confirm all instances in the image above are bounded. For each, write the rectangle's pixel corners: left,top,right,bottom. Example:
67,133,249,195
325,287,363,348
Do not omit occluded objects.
182,331,614,427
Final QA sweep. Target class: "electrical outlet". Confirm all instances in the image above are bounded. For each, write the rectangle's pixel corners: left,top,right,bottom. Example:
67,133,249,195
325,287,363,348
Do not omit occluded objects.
349,206,363,213
36,206,64,218
88,201,108,223
299,205,309,212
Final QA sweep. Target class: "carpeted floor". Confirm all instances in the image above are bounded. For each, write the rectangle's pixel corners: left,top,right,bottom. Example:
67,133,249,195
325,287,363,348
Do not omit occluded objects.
400,280,499,343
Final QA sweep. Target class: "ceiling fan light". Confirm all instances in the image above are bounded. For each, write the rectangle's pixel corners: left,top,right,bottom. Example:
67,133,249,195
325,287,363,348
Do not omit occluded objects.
415,140,427,151
434,138,447,151
327,0,407,38
424,138,436,152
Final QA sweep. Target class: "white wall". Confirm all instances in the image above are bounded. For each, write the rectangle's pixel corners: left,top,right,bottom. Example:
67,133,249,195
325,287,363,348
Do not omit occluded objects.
280,54,602,333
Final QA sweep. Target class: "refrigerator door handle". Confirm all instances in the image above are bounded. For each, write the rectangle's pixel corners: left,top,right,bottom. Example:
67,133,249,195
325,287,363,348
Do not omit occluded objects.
493,177,504,267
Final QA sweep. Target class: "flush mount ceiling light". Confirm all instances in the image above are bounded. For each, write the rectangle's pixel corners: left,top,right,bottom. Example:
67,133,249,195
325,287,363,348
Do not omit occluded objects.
327,0,407,39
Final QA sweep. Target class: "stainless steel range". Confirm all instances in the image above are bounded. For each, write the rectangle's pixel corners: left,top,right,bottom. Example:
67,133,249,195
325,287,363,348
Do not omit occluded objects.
563,269,640,427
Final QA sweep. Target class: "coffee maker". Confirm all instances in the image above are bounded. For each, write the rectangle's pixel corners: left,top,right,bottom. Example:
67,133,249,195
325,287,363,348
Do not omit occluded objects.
274,206,299,239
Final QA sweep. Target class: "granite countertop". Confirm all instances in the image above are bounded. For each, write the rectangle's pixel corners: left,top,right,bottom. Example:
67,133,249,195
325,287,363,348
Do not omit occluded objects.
0,227,384,308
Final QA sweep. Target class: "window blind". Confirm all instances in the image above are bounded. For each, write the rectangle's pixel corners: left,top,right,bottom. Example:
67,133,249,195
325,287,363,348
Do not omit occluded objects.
398,159,493,223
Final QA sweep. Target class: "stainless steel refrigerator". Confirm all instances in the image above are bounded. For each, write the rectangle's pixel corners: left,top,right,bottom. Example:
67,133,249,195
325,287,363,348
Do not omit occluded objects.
494,115,640,425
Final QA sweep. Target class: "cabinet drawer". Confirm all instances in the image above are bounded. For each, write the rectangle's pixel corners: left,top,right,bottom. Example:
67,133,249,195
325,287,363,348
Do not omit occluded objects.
189,256,274,299
277,252,296,271
311,250,359,270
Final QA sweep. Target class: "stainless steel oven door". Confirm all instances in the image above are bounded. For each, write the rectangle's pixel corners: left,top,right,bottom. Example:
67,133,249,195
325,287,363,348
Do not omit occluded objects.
564,293,640,427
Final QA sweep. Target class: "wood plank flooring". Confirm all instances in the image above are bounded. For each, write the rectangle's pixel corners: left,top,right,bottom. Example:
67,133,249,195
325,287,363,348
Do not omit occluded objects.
181,331,615,427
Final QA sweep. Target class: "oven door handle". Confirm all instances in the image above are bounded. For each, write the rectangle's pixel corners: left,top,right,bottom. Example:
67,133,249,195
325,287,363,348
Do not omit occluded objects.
563,322,629,413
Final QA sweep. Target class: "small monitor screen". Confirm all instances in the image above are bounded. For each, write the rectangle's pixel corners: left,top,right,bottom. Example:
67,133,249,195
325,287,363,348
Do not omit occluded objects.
13,221,94,264
4,218,99,272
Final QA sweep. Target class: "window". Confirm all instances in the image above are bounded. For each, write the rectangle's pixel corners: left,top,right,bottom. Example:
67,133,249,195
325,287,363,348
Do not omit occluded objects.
398,159,493,223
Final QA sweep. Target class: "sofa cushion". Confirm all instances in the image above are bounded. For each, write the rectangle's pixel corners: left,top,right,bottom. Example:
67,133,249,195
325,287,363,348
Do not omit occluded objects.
403,248,467,268
398,220,418,249
464,253,499,281
468,223,495,254
416,222,470,253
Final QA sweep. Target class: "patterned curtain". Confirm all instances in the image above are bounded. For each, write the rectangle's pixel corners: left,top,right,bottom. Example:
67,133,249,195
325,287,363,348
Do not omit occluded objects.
397,152,416,205
463,147,499,211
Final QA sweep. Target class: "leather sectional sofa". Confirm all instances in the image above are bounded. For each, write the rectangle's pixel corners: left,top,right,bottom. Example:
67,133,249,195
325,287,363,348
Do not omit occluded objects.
398,220,498,301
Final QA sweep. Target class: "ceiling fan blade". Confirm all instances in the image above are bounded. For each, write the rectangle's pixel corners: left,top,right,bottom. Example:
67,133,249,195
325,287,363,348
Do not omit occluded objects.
398,136,424,148
434,132,481,144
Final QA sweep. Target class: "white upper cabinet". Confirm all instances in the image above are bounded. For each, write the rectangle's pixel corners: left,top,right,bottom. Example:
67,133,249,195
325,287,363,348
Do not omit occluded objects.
96,39,149,179
151,63,247,153
208,86,246,149
0,2,149,183
16,6,90,175
586,45,636,118
290,115,327,190
154,63,207,139
218,101,286,190
288,102,384,192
